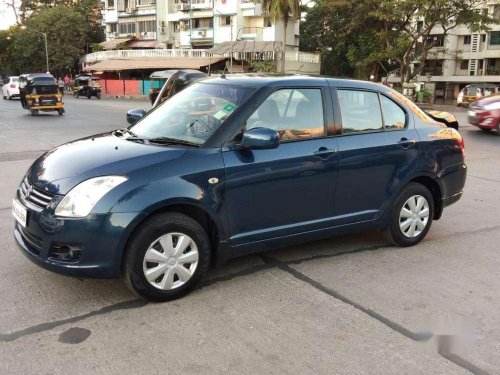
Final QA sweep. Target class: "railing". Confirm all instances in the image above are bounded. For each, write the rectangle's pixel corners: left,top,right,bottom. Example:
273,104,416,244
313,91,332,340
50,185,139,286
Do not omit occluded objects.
82,48,321,64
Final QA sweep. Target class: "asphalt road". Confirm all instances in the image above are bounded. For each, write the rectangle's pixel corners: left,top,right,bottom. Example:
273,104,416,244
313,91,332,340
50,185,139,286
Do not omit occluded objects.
0,95,499,374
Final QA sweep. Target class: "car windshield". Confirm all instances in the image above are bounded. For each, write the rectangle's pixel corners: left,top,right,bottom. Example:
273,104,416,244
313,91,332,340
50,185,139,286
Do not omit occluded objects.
130,82,255,146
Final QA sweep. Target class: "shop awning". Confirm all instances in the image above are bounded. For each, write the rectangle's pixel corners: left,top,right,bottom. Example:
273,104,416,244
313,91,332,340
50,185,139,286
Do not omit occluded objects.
206,41,282,55
84,57,223,72
99,37,132,50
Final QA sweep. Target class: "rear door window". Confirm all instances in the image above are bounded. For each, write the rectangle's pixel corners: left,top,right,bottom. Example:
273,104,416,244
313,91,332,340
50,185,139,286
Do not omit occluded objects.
337,90,383,133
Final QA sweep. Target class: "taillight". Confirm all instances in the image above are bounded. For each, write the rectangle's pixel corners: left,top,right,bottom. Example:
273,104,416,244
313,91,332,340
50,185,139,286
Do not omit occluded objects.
451,128,464,156
10,84,15,88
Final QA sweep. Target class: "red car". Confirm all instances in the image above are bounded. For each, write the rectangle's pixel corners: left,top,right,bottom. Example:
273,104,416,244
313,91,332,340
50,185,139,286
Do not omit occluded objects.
467,95,500,133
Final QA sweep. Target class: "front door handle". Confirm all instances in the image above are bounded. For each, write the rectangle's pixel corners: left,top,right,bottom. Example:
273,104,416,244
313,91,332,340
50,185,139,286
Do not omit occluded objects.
314,147,337,159
397,138,417,149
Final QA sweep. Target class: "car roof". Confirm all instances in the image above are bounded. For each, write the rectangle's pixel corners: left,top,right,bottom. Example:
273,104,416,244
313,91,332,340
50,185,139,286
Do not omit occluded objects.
150,69,205,79
474,94,500,106
27,73,54,80
197,74,387,91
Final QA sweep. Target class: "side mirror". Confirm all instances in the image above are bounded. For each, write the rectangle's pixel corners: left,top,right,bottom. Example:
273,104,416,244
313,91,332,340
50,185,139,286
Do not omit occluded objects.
240,127,279,150
126,108,146,125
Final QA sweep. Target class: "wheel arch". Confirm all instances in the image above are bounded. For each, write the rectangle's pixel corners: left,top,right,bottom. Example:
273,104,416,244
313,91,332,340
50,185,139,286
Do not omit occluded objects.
120,200,225,273
407,175,443,220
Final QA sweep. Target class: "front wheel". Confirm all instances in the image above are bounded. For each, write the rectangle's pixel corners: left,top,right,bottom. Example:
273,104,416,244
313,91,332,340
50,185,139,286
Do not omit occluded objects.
384,183,434,247
30,109,39,116
124,212,211,302
58,109,65,115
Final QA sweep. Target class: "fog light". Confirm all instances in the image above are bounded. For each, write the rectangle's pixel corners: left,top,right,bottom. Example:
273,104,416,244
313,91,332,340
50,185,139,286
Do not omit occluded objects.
49,243,82,262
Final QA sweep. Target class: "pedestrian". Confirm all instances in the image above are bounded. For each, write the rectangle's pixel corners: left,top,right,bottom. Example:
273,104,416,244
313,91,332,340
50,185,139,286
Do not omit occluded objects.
64,74,71,91
58,77,65,96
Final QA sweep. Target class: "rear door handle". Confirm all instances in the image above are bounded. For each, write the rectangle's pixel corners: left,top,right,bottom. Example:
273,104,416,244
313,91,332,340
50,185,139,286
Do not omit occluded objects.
314,147,337,158
397,138,416,148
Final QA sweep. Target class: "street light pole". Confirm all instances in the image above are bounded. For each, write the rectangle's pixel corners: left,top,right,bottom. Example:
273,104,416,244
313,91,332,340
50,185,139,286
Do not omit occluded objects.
21,25,49,73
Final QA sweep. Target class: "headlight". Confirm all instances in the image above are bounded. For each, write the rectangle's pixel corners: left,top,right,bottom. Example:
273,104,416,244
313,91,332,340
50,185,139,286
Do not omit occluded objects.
484,102,500,111
54,176,127,218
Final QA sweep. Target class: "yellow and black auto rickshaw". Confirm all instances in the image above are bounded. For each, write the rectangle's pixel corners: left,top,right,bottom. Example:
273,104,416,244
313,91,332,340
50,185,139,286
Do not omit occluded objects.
19,73,64,116
72,75,101,99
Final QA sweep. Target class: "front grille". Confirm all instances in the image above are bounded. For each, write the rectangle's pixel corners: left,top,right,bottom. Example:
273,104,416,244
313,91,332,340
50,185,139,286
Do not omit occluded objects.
19,177,55,210
19,227,42,255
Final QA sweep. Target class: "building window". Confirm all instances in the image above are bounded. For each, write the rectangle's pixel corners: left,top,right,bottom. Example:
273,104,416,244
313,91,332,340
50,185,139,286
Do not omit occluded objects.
464,35,471,45
426,34,444,47
108,0,114,7
416,21,423,32
482,34,486,43
109,23,117,33
220,16,231,26
118,22,136,34
460,60,469,70
138,20,155,34
423,60,443,75
193,18,212,29
490,31,500,45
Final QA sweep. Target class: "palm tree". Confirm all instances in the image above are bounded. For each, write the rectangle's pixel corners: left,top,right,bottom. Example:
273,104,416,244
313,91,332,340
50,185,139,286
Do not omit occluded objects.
262,0,300,73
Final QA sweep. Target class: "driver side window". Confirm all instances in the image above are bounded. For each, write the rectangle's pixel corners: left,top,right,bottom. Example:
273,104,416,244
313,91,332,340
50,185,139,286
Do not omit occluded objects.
247,88,325,141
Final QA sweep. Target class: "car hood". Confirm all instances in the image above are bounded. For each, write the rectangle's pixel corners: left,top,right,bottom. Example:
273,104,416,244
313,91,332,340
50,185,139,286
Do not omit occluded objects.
28,133,187,194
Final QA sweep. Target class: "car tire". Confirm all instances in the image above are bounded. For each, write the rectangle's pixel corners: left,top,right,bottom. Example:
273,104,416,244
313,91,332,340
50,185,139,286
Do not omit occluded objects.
58,109,64,116
384,182,434,247
7,91,11,100
30,109,39,116
124,212,211,302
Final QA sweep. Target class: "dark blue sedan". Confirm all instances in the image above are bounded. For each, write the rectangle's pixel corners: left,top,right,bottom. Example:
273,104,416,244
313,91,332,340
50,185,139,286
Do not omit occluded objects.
12,75,467,301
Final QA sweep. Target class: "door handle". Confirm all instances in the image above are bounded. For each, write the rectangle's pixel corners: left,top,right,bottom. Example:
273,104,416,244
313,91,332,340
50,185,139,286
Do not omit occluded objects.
314,147,337,158
397,138,416,148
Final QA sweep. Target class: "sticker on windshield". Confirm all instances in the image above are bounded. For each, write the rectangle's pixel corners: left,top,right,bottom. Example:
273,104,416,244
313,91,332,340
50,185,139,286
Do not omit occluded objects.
224,103,236,112
213,111,226,120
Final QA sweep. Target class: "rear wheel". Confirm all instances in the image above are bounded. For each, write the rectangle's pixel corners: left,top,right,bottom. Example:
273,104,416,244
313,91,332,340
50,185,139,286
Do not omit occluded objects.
124,212,211,302
58,109,64,115
30,109,39,116
385,183,434,247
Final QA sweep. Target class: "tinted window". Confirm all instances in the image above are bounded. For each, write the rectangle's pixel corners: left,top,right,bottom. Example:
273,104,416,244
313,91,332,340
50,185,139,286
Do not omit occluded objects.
380,95,406,129
248,88,324,141
337,90,383,133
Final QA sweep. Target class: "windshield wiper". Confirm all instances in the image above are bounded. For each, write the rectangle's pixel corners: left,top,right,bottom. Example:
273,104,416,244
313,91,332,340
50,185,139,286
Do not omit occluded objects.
146,137,200,147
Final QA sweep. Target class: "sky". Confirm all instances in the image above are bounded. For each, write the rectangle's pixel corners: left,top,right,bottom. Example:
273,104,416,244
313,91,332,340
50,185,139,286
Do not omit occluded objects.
0,2,18,30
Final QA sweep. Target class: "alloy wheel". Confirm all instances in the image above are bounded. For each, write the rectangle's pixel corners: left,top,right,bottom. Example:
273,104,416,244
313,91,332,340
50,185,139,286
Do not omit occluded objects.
399,195,430,238
142,232,199,290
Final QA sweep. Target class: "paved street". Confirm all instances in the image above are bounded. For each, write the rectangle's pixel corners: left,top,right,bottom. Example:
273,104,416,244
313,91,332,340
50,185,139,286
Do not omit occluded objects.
0,95,499,375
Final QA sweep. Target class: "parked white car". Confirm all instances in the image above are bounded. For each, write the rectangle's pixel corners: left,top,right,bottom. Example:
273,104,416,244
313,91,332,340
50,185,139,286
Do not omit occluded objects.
2,76,20,99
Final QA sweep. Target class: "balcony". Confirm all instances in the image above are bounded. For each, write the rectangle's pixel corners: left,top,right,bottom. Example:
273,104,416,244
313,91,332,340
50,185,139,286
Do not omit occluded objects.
240,1,262,17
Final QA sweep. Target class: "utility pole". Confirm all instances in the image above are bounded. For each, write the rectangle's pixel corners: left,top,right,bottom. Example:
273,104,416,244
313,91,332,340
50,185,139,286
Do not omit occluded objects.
21,26,49,73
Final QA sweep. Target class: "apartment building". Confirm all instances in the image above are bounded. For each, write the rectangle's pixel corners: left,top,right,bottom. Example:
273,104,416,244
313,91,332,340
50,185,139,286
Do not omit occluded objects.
387,0,500,101
101,0,299,52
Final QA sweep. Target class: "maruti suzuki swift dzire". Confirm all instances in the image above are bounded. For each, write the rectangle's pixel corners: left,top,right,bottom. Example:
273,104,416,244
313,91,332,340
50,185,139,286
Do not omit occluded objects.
13,76,467,301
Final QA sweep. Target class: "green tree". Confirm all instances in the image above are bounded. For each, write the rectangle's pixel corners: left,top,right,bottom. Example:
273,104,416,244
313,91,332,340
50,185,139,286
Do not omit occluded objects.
262,0,301,73
3,6,88,75
300,0,498,83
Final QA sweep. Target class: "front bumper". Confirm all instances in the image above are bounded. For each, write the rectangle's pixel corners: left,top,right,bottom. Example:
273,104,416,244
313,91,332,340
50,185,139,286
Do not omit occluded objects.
13,207,146,278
